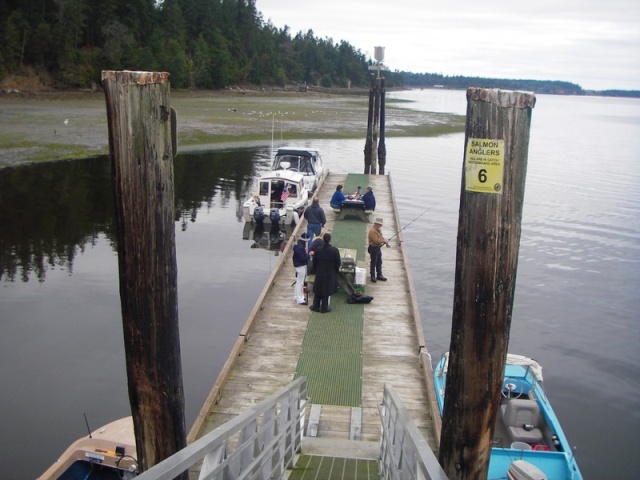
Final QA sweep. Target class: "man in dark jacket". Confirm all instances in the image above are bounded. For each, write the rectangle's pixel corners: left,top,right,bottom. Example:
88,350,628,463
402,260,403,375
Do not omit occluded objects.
303,196,326,240
362,186,376,211
310,233,341,313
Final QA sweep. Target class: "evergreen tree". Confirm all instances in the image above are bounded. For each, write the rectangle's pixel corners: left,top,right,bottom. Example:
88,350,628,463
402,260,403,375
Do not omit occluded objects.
0,0,605,95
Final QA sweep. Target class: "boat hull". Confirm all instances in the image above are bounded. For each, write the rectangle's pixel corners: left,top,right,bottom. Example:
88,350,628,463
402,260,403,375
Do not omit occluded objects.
242,200,301,226
38,417,137,479
433,353,582,480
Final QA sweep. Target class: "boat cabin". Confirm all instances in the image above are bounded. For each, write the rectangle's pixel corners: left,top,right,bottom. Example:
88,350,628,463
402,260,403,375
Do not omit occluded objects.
272,148,325,192
258,175,302,209
243,170,308,225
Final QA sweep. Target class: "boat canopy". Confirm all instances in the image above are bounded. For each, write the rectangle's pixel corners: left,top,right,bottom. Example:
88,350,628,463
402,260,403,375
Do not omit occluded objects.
273,149,319,175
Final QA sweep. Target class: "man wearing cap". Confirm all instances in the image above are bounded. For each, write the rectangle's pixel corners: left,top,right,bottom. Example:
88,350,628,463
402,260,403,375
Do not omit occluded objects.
367,218,388,283
293,233,311,305
362,186,376,211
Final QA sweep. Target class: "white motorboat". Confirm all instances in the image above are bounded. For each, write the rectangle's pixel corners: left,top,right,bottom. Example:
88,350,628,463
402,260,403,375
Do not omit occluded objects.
271,147,328,193
38,417,138,479
242,169,309,226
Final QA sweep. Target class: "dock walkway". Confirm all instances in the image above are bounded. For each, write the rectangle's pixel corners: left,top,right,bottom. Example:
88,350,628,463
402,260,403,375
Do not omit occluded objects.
188,172,441,474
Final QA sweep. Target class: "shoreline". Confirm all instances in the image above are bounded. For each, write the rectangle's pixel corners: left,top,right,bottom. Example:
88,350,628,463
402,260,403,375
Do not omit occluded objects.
0,87,464,169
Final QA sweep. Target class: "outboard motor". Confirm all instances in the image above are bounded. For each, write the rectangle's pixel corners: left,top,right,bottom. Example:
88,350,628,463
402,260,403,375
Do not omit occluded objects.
269,208,281,224
253,206,265,225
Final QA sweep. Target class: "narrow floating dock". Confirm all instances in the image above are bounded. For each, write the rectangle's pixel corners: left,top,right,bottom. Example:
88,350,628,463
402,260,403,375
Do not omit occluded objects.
187,172,441,473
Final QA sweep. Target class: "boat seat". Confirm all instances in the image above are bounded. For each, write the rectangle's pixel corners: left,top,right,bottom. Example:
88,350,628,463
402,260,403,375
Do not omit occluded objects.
501,399,544,444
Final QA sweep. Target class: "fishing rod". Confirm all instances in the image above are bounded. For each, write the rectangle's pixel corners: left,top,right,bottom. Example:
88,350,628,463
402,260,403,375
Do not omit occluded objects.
386,204,437,242
83,412,93,438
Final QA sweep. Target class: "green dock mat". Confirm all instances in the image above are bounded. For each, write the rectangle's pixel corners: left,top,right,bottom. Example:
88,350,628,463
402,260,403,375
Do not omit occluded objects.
294,174,371,407
289,455,380,480
295,292,364,406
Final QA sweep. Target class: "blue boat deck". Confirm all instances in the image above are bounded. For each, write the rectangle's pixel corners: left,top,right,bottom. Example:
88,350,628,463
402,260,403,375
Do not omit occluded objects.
433,354,583,480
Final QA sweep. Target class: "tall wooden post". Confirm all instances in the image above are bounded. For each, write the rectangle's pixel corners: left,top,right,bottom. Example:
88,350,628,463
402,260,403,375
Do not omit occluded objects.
102,70,187,475
364,73,380,174
364,71,387,175
371,76,381,174
378,77,386,174
364,74,374,174
439,88,536,480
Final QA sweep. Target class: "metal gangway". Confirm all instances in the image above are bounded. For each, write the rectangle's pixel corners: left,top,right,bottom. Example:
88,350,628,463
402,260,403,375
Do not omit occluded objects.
134,378,447,480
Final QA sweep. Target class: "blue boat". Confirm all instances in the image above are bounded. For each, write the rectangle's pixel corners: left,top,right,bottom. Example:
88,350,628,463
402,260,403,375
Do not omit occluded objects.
433,353,583,480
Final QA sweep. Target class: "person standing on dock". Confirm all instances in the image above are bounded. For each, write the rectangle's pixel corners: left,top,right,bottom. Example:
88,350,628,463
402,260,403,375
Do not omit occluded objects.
303,196,326,240
310,233,341,313
293,233,311,305
368,218,388,283
362,186,376,211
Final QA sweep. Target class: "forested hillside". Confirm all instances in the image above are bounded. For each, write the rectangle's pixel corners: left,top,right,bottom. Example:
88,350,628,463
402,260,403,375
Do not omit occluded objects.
0,0,375,90
1,0,638,97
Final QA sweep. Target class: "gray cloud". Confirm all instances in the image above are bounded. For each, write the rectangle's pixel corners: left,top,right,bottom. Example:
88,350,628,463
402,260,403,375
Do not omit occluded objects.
258,0,640,90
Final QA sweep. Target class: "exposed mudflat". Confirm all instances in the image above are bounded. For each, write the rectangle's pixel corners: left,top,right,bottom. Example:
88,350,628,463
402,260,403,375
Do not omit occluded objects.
0,88,464,168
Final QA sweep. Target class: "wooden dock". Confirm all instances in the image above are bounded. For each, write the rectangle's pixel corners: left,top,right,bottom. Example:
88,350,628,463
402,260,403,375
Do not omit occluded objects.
187,172,441,468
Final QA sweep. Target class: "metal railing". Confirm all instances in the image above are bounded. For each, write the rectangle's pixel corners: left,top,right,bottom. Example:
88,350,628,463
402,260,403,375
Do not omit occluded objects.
379,384,449,480
136,377,308,480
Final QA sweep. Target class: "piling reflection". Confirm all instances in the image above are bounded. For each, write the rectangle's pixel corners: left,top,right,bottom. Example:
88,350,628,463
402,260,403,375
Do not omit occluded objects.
0,147,269,282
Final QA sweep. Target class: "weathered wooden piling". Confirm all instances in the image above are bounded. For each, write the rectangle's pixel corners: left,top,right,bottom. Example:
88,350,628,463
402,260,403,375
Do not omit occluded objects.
364,74,387,175
365,74,380,174
378,77,387,174
439,88,536,480
102,70,187,475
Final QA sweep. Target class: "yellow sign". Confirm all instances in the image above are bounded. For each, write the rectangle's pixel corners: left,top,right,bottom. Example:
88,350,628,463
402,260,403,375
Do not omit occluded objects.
465,138,504,194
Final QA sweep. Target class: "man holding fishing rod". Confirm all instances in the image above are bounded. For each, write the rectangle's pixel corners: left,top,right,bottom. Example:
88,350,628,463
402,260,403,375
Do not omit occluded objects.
367,206,434,284
368,218,389,283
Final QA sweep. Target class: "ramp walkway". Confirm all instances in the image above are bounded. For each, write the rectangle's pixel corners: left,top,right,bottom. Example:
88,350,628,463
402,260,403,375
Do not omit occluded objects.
186,172,441,477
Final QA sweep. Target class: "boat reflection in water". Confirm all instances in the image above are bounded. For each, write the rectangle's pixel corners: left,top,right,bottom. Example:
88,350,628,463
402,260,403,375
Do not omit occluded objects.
242,221,294,253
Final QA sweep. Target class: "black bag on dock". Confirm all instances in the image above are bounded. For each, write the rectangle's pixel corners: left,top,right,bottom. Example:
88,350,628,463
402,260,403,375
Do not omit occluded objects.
347,293,373,304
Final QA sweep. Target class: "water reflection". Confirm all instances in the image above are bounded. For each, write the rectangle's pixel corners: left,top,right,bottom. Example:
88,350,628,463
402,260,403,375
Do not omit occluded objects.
0,157,115,282
0,147,271,283
173,148,270,230
243,222,295,253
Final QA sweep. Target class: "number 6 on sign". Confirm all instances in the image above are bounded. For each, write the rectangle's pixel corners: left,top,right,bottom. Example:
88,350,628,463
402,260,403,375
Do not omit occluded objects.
465,138,504,194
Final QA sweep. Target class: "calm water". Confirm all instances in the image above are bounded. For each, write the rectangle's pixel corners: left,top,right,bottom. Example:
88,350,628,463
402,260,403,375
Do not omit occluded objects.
1,90,639,479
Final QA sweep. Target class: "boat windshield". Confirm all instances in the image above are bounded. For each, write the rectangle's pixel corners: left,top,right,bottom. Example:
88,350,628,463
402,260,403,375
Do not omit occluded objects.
275,155,315,175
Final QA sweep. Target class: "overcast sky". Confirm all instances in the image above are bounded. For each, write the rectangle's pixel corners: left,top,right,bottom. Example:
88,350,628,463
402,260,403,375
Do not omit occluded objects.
257,0,640,91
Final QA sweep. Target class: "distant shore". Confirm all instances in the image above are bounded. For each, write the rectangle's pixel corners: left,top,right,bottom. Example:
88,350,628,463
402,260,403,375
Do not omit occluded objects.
0,87,465,168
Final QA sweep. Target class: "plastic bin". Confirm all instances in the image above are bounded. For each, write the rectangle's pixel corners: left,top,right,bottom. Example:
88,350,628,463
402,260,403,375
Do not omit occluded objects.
355,267,366,285
511,441,532,450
